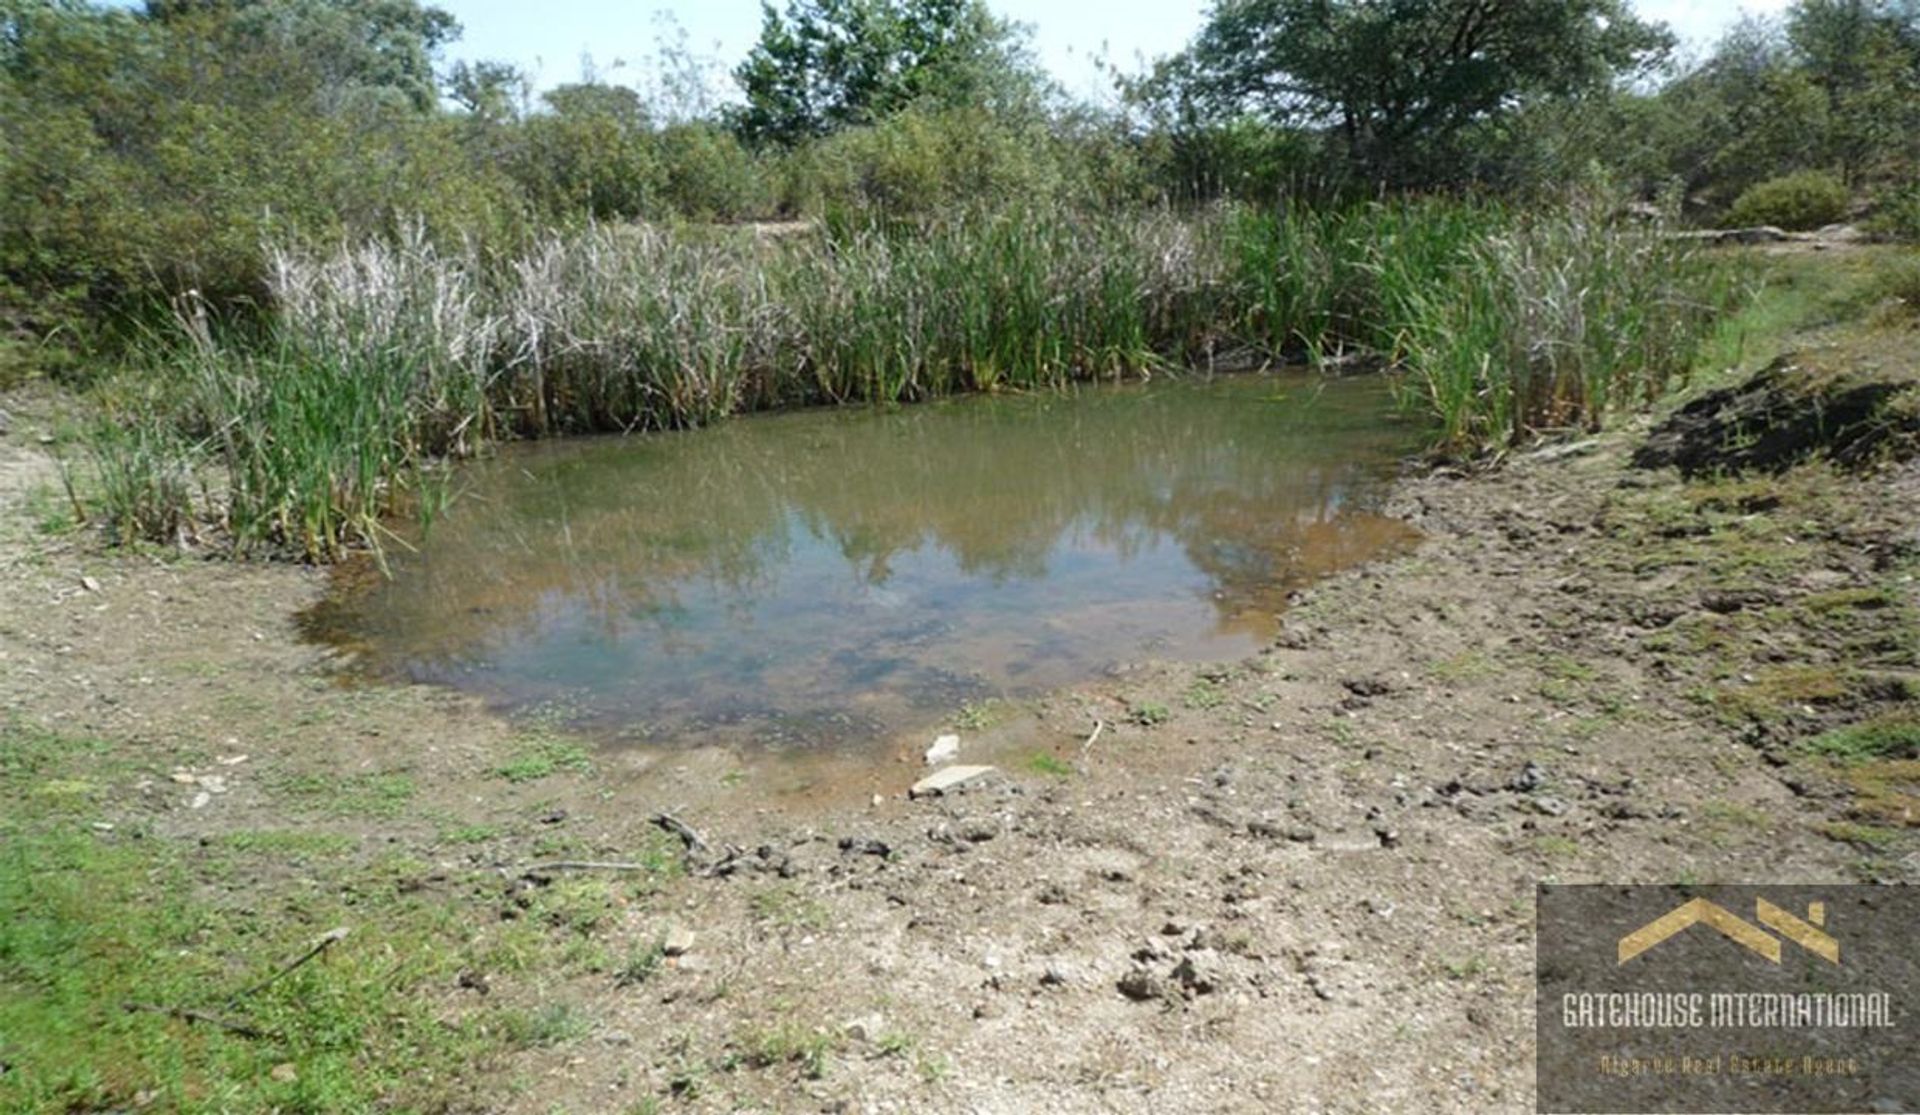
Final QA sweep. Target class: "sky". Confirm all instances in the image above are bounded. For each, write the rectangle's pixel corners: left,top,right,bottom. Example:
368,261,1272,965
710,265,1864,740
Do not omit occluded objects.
435,0,1800,105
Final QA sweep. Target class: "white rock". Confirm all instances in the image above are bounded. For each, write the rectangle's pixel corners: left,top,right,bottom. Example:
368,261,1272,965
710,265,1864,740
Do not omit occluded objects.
663,926,696,957
924,734,961,766
909,764,997,799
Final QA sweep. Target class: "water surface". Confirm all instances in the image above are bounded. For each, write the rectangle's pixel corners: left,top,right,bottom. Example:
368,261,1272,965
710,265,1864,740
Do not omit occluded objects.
304,373,1423,747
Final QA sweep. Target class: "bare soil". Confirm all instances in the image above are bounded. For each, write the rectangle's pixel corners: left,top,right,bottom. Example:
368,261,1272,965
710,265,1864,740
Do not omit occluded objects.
2,306,1916,1113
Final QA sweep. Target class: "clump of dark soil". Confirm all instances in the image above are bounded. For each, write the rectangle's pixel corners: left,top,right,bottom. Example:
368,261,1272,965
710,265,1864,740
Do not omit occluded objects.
1635,354,1920,476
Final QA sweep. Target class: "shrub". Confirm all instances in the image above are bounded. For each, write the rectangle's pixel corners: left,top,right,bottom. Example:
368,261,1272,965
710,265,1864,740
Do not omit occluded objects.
1864,184,1920,243
1724,172,1851,231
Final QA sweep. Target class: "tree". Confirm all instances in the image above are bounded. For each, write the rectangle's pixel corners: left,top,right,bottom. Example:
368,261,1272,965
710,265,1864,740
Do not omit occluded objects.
730,0,1039,146
447,58,526,121
1153,0,1672,186
143,0,459,112
1786,0,1920,184
513,82,662,220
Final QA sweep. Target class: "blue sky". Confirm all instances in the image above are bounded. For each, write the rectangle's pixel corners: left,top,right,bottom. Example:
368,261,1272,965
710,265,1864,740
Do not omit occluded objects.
436,0,1798,103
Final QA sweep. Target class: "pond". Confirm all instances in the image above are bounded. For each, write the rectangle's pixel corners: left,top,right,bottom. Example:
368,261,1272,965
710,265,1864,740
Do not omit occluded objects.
302,372,1424,748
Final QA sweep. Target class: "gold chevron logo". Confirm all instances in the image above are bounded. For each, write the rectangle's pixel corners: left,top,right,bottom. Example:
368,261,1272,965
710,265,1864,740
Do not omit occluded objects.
1618,898,1840,965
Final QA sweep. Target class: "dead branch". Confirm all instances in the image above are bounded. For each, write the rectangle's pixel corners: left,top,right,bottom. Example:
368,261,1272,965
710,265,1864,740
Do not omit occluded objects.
122,1002,273,1040
228,927,350,1004
652,811,709,853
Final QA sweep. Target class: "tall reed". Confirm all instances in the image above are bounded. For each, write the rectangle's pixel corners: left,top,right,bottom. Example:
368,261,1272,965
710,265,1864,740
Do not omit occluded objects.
85,200,1733,559
1394,200,1735,452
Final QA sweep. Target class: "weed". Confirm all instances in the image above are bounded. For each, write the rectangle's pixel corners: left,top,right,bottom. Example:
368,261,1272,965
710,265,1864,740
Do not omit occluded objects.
615,941,665,988
1025,751,1074,777
503,1002,593,1048
748,885,829,932
276,770,418,818
1183,681,1226,710
1128,701,1171,727
1818,821,1903,850
494,733,594,783
1806,712,1920,763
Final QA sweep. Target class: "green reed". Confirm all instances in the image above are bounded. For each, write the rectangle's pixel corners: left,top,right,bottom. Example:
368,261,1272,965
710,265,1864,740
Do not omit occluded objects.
82,199,1732,559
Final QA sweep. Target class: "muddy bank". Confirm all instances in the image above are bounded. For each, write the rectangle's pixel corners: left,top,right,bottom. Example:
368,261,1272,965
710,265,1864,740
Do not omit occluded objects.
2,309,1917,1112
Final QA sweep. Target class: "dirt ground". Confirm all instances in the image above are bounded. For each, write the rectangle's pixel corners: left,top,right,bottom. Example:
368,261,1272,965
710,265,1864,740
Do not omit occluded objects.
2,259,1917,1113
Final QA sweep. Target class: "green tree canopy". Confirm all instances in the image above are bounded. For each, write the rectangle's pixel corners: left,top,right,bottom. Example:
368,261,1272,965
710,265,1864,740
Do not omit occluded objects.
1152,0,1672,186
729,0,1041,147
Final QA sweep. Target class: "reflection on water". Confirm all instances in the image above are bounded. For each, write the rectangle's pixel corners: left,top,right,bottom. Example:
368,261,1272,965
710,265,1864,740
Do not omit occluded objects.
302,373,1423,746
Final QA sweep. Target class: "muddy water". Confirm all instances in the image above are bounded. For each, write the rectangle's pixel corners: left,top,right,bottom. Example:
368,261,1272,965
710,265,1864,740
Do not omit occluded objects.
303,373,1423,748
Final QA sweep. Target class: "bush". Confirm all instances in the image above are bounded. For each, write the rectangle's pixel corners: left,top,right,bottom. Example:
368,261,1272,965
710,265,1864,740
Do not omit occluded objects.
1724,172,1851,231
782,107,1068,224
1864,184,1920,243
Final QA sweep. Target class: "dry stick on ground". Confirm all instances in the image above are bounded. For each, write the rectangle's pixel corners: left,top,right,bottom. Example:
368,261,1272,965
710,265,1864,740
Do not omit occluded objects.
227,927,350,1005
119,927,349,1041
1077,718,1107,773
652,811,709,853
122,1002,274,1041
511,860,659,874
507,814,715,877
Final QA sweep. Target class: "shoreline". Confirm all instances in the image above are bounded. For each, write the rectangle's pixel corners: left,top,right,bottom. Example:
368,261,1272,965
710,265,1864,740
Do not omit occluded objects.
2,246,1917,1112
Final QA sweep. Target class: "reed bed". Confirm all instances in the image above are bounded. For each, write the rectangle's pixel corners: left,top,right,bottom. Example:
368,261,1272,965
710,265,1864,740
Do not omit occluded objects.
82,200,1734,560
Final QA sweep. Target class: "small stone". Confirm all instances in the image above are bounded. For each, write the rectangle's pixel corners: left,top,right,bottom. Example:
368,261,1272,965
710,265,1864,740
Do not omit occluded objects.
838,836,891,857
189,791,211,810
1533,796,1570,817
600,1029,634,1047
925,734,961,766
269,1063,298,1084
1508,762,1548,793
1117,968,1164,1001
909,764,997,799
79,575,102,594
1172,950,1224,996
663,926,696,957
842,1013,884,1043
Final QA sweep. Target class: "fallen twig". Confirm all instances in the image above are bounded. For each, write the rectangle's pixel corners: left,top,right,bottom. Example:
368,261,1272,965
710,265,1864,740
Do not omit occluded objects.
652,811,709,853
1078,718,1107,771
513,860,658,874
122,1002,273,1040
228,927,349,1005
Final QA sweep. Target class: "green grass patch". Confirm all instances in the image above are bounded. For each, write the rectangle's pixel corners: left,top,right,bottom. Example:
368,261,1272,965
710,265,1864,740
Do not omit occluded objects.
1182,681,1226,710
492,733,594,784
1127,701,1170,727
1024,751,1074,777
276,770,418,818
1805,711,1920,763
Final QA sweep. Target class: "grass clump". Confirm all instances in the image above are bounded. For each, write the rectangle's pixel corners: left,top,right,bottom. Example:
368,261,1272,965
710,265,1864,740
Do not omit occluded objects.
493,733,594,783
1804,711,1920,763
1128,700,1171,727
1398,198,1736,453
1025,751,1074,777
